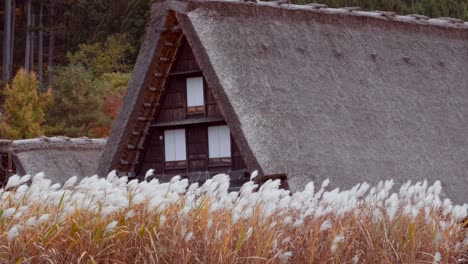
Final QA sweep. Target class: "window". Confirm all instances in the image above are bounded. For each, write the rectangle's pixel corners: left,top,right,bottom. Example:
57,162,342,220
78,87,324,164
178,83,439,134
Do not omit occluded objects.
186,77,204,107
164,129,186,161
208,126,231,158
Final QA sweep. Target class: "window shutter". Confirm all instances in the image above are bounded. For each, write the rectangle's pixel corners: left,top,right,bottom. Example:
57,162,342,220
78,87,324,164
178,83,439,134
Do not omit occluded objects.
218,126,231,157
186,77,204,107
208,126,220,158
174,129,186,161
164,129,186,161
164,130,176,161
208,126,231,158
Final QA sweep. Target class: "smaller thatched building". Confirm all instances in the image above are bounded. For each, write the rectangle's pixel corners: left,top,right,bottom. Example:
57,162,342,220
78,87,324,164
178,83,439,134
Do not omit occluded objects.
0,137,106,185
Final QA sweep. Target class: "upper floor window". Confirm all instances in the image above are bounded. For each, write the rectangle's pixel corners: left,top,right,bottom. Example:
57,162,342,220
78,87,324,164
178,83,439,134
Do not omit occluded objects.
164,129,186,161
208,125,231,158
186,77,204,113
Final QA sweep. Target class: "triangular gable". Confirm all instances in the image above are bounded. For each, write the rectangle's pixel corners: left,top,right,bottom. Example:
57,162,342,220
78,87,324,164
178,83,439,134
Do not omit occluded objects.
135,38,247,178
98,7,255,179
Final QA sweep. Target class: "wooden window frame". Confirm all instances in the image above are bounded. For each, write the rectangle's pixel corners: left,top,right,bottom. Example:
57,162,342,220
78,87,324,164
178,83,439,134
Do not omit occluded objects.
208,157,232,167
187,105,205,115
164,160,188,169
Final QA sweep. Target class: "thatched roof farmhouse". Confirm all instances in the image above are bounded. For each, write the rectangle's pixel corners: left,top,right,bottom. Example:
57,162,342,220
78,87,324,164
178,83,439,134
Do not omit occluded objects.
0,137,106,185
98,0,468,202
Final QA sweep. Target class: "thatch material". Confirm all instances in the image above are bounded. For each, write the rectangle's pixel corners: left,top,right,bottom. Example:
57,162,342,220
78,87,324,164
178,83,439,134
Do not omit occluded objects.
99,0,468,203
1,137,106,184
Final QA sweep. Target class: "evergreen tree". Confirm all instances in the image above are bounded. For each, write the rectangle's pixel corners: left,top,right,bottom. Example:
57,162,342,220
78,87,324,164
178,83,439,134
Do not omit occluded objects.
67,34,135,77
44,64,106,137
44,34,133,138
0,69,51,139
94,72,130,136
98,72,130,120
121,0,152,56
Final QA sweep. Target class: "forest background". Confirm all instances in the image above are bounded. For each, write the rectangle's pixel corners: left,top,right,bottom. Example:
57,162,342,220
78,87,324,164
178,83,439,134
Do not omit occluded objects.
0,0,467,139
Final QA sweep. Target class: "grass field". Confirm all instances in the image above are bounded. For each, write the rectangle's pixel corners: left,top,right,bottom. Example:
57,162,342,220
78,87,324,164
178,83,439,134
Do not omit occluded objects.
0,172,466,263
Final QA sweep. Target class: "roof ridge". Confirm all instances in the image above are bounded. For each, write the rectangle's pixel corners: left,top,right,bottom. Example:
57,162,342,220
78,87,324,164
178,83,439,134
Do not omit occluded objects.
12,136,106,144
184,0,468,29
5,136,107,152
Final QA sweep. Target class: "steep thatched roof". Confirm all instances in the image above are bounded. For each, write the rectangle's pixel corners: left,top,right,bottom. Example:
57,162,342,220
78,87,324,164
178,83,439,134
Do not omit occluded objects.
1,137,106,184
99,0,468,203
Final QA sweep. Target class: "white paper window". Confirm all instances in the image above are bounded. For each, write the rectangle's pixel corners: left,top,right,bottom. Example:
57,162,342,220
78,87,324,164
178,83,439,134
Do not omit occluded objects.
208,126,231,158
164,129,186,161
186,77,204,107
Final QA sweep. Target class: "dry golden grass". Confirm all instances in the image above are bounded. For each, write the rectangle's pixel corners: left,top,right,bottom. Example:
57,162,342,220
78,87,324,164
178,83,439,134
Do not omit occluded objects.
0,199,466,263
0,174,466,263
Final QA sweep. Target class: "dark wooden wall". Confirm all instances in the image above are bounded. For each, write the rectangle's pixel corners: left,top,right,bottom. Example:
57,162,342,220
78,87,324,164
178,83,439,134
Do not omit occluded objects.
136,38,246,180
172,41,200,73
155,76,187,123
156,40,222,123
0,152,17,186
187,125,208,172
138,130,164,176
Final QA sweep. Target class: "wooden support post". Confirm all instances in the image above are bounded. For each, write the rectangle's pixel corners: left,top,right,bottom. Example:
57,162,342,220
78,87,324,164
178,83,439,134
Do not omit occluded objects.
255,173,289,190
7,153,13,178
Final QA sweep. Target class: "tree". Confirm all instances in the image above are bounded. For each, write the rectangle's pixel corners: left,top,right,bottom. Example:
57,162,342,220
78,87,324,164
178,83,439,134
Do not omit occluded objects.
47,5,56,88
94,72,130,135
121,0,152,56
25,0,32,72
38,1,45,89
98,72,129,119
44,64,107,137
10,0,16,75
2,0,13,80
95,73,130,136
44,33,134,138
67,33,135,77
0,69,51,139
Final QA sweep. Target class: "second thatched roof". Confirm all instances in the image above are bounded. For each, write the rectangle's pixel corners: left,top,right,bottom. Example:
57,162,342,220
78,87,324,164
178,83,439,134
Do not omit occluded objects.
1,136,106,184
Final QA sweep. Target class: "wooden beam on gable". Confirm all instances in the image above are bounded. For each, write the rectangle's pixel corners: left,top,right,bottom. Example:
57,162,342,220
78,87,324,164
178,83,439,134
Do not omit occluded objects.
116,11,185,175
